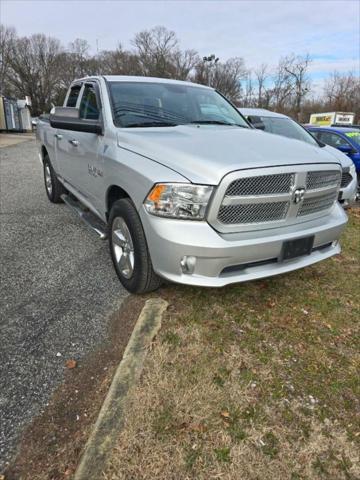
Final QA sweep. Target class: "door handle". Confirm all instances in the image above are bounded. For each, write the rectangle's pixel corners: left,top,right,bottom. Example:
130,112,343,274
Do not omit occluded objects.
69,139,79,146
54,133,63,140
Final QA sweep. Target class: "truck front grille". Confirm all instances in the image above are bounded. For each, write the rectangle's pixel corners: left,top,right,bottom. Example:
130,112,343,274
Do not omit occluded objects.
225,173,294,196
209,165,341,233
218,201,289,224
306,170,341,190
297,191,338,217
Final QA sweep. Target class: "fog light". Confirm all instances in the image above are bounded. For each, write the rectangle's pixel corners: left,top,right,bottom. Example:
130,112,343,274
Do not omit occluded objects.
180,256,196,274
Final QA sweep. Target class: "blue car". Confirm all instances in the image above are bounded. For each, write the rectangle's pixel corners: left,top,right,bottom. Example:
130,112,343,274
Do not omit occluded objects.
307,126,360,179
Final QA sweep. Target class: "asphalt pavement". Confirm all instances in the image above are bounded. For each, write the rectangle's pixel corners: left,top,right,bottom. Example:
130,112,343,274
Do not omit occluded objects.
0,138,128,469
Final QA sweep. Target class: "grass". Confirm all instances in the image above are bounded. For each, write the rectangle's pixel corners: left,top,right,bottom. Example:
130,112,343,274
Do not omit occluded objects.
104,211,360,480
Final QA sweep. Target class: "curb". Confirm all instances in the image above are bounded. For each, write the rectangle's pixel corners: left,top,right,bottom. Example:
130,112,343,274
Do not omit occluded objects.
74,297,168,480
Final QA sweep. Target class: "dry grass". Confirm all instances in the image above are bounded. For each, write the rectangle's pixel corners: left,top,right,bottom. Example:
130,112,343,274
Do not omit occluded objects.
104,212,360,480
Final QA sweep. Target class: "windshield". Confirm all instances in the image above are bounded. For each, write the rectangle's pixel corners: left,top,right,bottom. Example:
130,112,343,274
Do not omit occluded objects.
108,81,249,128
345,131,360,147
248,115,318,146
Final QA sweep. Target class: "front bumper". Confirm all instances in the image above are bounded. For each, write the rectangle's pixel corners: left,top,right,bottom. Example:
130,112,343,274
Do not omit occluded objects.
140,203,348,287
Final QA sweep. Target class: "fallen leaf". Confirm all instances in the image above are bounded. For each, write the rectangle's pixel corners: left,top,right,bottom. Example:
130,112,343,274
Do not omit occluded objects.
65,359,77,369
220,411,230,419
267,301,276,308
189,423,207,432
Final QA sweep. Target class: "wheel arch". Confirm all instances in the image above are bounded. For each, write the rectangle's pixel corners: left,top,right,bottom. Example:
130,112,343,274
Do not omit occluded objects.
106,185,131,220
41,145,49,163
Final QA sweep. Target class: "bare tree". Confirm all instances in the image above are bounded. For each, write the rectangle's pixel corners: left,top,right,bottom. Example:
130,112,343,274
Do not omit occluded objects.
271,56,295,112
242,71,255,107
0,24,16,95
173,49,199,80
132,26,179,78
254,63,269,107
284,53,311,119
2,22,358,122
323,71,360,117
97,44,141,75
194,57,247,102
7,33,63,114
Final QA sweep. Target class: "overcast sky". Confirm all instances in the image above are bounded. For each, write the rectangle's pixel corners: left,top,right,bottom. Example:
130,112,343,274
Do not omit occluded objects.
2,0,359,88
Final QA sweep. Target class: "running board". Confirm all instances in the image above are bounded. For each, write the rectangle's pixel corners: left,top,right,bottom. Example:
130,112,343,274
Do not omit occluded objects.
61,194,108,240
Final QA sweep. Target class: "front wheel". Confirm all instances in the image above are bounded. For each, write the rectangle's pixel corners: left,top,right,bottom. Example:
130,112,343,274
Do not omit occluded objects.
43,155,66,203
109,198,162,294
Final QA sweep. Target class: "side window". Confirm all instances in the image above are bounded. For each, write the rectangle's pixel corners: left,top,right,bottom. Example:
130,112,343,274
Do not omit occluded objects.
320,132,349,148
79,84,100,120
66,85,81,107
310,130,321,140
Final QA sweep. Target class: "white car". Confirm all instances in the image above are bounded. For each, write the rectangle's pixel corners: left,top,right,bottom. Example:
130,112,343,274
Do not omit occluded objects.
239,108,357,207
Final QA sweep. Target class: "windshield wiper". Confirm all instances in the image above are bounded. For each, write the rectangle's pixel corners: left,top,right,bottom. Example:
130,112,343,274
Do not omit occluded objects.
189,120,247,127
125,121,178,128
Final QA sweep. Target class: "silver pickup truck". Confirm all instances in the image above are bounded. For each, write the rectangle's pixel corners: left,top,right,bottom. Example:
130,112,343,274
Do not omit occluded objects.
37,76,347,293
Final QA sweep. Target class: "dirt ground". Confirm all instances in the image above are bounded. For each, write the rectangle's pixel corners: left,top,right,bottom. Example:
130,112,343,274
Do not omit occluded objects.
0,132,34,148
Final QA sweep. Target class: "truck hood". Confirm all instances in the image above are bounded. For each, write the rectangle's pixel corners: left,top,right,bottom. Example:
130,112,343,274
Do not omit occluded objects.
117,125,341,185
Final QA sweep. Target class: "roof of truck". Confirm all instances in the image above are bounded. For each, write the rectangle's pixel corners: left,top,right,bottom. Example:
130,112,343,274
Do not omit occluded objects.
83,75,214,90
239,108,288,119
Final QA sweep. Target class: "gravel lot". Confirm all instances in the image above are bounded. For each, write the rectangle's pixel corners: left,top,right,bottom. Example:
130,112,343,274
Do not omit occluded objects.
0,138,128,469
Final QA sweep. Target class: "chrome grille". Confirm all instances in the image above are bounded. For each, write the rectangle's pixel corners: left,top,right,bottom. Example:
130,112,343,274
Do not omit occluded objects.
225,173,294,196
341,172,352,188
218,202,289,224
210,165,341,233
306,170,341,190
297,192,338,217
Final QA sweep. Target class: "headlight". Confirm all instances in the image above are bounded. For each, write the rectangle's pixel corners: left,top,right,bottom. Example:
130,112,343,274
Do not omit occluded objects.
349,163,356,177
144,183,213,220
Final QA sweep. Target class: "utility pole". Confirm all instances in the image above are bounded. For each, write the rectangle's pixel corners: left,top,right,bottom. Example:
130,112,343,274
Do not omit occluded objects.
203,54,219,87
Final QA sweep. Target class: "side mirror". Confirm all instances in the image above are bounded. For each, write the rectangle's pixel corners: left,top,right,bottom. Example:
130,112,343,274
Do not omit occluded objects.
50,107,102,134
247,115,266,131
337,144,355,154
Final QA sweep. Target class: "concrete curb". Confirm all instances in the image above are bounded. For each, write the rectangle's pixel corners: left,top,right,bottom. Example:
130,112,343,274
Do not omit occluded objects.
74,297,168,480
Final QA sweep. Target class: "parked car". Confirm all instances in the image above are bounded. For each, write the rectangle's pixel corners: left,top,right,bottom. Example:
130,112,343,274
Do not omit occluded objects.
306,126,360,181
31,117,39,129
240,108,357,207
36,76,347,293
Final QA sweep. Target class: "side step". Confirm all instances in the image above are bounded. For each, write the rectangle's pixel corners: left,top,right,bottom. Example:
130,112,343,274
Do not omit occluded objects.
61,194,108,240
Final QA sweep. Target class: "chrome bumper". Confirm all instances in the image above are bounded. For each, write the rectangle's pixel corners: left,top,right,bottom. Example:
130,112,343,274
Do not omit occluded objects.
140,203,347,287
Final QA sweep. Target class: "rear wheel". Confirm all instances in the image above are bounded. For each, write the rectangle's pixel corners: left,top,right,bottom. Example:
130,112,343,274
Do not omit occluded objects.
43,155,66,203
109,198,162,294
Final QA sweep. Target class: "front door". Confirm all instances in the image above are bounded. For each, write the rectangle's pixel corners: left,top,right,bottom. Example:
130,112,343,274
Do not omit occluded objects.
58,82,104,214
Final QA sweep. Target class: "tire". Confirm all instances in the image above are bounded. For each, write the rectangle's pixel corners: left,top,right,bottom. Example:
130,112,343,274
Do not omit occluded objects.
43,154,66,203
109,198,162,294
